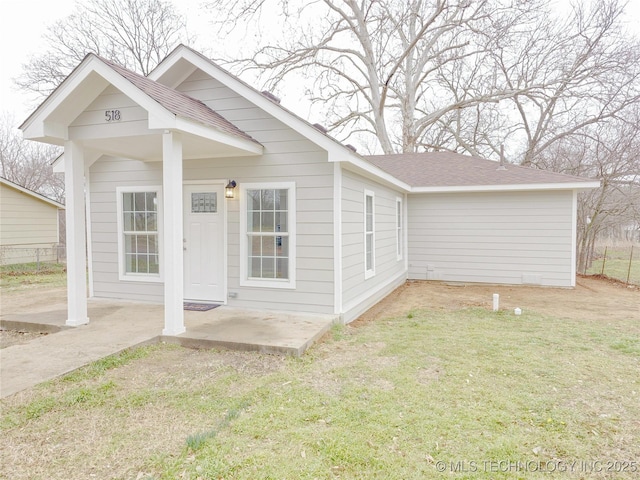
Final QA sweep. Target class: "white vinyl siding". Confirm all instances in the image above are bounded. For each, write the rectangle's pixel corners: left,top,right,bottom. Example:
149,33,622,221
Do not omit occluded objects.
176,69,335,314
341,169,407,321
69,85,150,141
90,157,165,302
407,190,575,287
240,182,296,289
364,190,375,278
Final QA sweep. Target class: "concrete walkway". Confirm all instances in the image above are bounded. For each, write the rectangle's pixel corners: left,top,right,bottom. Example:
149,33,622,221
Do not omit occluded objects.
0,295,334,398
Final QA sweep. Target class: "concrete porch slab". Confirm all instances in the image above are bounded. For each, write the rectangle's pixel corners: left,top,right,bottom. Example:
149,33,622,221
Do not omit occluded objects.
170,307,335,356
0,294,336,398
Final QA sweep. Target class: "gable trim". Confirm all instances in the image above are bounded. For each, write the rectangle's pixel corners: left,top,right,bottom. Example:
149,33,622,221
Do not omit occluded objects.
411,181,600,193
0,177,64,209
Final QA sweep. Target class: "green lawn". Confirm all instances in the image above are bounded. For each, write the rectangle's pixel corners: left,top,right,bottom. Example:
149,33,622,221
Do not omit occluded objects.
0,262,67,290
2,302,639,479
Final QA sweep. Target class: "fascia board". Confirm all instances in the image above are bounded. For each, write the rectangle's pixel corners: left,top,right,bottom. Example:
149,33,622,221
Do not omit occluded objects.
154,48,363,160
174,117,263,155
410,181,601,194
0,177,65,208
340,158,411,192
22,55,175,140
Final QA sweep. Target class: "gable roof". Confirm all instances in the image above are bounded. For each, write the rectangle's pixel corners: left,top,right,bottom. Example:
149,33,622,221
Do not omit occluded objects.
366,152,600,192
0,177,65,209
20,53,261,157
147,45,412,189
101,58,258,144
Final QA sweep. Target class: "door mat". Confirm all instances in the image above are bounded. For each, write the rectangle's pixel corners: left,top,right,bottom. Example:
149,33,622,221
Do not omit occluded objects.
183,303,221,311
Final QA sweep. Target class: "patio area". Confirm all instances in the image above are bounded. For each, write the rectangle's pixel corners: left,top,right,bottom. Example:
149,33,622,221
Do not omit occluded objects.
0,293,335,398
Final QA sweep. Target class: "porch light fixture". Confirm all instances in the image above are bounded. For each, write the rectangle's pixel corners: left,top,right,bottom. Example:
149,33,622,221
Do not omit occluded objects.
225,180,237,199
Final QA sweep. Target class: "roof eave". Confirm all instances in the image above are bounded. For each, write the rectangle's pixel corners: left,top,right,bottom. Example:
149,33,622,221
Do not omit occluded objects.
0,177,65,208
410,181,601,193
150,46,368,167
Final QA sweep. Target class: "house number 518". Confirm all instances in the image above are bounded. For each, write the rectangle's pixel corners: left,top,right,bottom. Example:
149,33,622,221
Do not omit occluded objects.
105,109,121,121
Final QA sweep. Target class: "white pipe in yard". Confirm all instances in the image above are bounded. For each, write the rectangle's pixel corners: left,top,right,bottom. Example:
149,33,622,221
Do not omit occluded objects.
493,294,499,311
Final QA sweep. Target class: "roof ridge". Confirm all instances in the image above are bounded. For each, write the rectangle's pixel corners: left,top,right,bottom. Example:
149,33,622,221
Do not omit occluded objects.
95,55,260,145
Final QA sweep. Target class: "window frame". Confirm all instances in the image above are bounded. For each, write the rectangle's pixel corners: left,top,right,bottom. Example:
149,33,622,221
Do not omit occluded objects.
116,186,163,283
364,189,375,279
239,181,296,289
396,196,403,261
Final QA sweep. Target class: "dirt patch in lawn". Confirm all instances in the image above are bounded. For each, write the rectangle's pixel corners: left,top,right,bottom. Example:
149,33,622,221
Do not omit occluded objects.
355,275,640,325
0,330,49,349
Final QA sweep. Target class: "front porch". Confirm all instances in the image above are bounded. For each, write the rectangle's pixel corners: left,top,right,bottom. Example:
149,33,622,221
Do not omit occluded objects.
0,292,335,398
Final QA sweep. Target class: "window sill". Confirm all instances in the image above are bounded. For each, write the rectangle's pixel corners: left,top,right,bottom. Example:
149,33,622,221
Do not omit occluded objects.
118,274,163,283
240,278,296,289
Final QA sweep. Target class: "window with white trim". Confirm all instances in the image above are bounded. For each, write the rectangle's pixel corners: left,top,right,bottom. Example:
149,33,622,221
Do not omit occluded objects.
364,190,375,278
116,186,162,281
396,197,403,260
240,182,296,288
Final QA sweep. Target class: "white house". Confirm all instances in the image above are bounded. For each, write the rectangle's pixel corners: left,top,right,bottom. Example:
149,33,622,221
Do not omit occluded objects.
0,177,64,265
19,45,599,334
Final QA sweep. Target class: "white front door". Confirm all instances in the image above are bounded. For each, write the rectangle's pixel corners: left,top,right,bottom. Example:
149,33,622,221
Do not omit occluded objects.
183,183,225,302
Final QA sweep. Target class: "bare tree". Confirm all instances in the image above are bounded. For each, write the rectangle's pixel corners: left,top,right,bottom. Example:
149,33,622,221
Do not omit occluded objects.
0,113,64,202
488,0,640,166
16,0,193,98
533,111,640,273
206,0,639,162
207,0,546,154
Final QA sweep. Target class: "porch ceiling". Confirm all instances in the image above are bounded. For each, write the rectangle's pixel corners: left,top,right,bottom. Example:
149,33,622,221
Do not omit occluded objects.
81,130,254,161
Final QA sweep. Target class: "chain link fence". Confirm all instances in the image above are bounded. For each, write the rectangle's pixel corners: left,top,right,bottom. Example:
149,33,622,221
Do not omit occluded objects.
587,244,639,286
0,244,66,270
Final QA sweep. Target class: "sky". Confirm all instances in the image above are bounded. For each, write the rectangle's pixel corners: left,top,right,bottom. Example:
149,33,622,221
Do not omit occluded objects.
1,0,639,133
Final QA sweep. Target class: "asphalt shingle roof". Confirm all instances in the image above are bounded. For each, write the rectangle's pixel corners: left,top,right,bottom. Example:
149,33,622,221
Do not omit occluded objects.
365,152,596,188
100,57,259,145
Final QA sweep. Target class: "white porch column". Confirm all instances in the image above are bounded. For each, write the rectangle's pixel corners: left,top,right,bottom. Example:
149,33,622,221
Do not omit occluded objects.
162,131,185,335
64,141,89,326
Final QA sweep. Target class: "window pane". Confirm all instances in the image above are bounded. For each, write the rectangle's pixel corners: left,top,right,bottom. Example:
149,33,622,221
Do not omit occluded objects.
134,213,146,231
146,213,157,232
125,234,135,254
277,236,288,257
136,235,149,254
261,212,274,232
124,213,134,231
275,212,287,233
134,192,146,211
125,253,136,273
148,235,158,254
250,257,262,277
191,192,217,213
276,258,289,279
262,257,275,278
248,189,261,210
146,192,157,212
123,193,133,211
366,233,373,270
262,236,275,256
245,187,291,282
137,254,149,274
275,189,288,210
261,190,274,210
249,212,261,232
149,255,159,274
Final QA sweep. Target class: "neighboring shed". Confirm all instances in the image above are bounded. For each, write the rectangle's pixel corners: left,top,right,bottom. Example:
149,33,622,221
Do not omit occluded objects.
367,152,596,287
0,177,64,265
